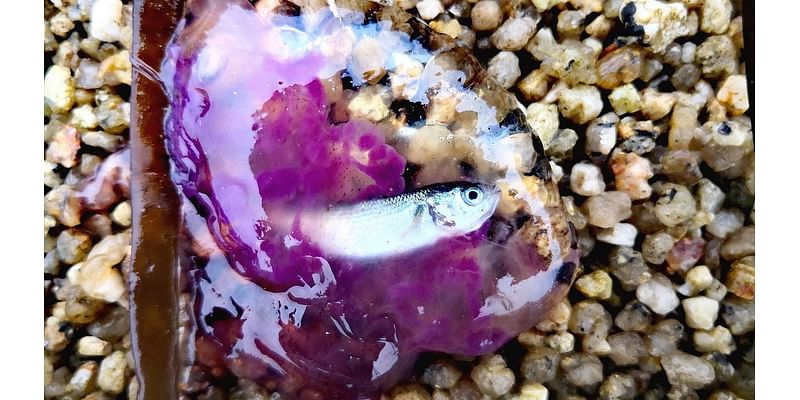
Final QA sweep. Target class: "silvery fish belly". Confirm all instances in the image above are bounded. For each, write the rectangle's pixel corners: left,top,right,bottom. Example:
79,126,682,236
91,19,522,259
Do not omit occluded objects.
160,0,579,398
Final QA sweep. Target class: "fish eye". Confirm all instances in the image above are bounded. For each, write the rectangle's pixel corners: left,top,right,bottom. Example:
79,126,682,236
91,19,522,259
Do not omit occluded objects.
462,187,484,206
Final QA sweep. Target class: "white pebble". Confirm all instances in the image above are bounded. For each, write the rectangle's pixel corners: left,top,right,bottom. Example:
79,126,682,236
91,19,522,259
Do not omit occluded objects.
515,383,549,400
44,65,75,114
677,265,713,296
526,103,560,150
487,51,521,89
570,162,605,196
621,0,691,53
90,0,124,42
77,336,112,357
596,223,637,247
471,0,503,31
682,296,720,330
416,0,444,20
608,84,642,114
491,16,539,51
700,0,732,34
558,85,603,124
693,326,736,354
716,74,750,116
636,273,679,315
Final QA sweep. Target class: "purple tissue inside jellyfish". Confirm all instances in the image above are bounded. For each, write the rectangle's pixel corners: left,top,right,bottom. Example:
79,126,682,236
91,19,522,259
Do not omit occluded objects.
160,1,577,399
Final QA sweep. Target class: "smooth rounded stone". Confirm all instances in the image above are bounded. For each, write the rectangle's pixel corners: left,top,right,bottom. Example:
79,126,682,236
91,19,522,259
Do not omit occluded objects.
570,162,605,196
558,85,603,124
526,103,560,150
700,120,753,173
416,0,444,20
608,84,642,115
557,10,587,38
680,42,697,64
703,352,736,383
596,46,643,89
661,351,716,390
645,319,684,357
491,15,539,51
517,70,553,102
704,278,728,302
660,149,703,186
429,20,463,40
636,273,679,315
542,331,574,354
670,64,701,91
560,353,604,389
586,14,612,38
695,178,725,213
665,236,704,275
56,228,93,264
700,0,732,34
677,265,713,296
90,0,123,42
610,150,653,200
546,129,579,162
641,231,674,265
470,0,502,31
607,332,646,366
515,383,549,400
716,74,749,116
725,257,755,300
87,306,130,342
110,201,132,227
77,336,113,357
44,65,75,113
76,231,130,303
608,246,651,291
720,225,754,261
682,296,720,330
693,326,736,355
575,270,613,300
596,223,637,247
598,373,637,400
487,51,521,90
706,208,744,239
66,361,98,397
521,346,560,383
584,191,632,229
696,35,738,79
421,361,462,389
470,355,516,398
627,203,663,235
615,301,652,332
720,297,754,337
97,351,127,394
640,88,676,120
654,183,696,227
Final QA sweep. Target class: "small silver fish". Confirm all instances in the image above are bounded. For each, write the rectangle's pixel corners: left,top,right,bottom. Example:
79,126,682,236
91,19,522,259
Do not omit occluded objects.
300,182,501,260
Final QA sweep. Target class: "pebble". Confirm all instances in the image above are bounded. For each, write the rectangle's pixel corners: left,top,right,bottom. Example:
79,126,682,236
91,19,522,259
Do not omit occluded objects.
546,128,579,161
700,0,732,34
607,332,646,366
529,29,598,85
526,103,560,150
111,201,132,227
487,51,521,90
87,306,130,341
665,236,704,275
696,178,726,214
720,225,754,261
98,351,127,394
654,183,696,226
45,316,70,352
470,0,502,31
77,336,113,357
521,346,560,383
76,231,130,303
44,65,75,114
56,228,93,264
620,0,690,53
725,257,755,299
514,383,549,400
90,0,124,42
66,361,98,397
70,104,99,130
596,223,638,247
641,231,674,265
614,301,652,332
716,74,749,116
568,300,612,354
610,150,653,200
536,299,572,332
636,273,679,315
558,84,603,124
569,162,605,196
660,351,716,389
545,331,575,353
491,15,539,51
557,10,587,38
45,184,82,227
608,84,642,114
641,88,676,120
696,35,738,79
693,326,736,355
682,296,719,330
575,270,613,299
586,15,612,38
596,46,642,89
704,278,728,302
706,208,744,239
99,50,132,86
585,113,619,155
677,265,713,296
49,12,75,37
598,373,636,400
670,63,701,91
645,319,683,356
517,70,552,102
421,361,462,389
609,246,652,291
470,355,515,397
584,191,632,228
560,353,603,389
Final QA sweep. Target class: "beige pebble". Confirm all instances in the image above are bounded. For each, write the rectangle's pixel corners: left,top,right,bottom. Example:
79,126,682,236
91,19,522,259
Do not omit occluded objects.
682,296,719,330
77,336,113,357
575,270,613,299
98,351,128,394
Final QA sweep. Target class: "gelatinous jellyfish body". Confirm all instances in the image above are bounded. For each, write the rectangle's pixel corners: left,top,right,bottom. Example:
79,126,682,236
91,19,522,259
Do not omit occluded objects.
161,0,578,398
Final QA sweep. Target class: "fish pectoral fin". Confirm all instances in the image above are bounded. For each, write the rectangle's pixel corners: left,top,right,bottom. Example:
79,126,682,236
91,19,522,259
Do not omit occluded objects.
427,203,455,227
